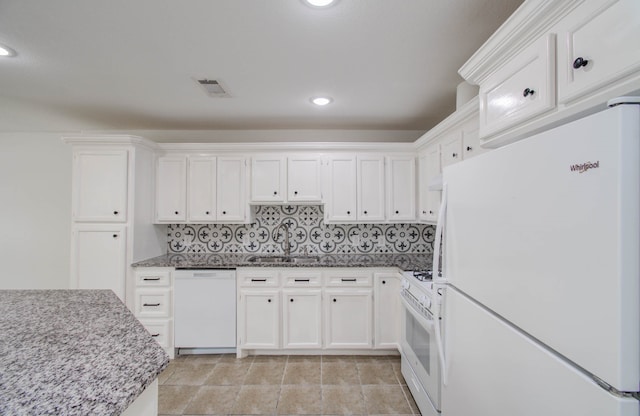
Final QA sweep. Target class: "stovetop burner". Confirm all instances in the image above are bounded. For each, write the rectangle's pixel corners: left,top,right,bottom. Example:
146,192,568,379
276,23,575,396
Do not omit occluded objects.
412,270,433,282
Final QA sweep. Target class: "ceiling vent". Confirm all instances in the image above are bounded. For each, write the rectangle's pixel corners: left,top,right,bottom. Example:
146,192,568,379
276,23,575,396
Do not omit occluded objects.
196,79,230,97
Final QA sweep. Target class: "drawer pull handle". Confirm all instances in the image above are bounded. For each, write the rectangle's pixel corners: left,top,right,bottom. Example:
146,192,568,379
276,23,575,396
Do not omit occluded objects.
294,279,310,282
143,277,161,281
341,278,357,282
573,57,589,69
523,88,535,97
151,333,160,337
143,303,161,307
251,278,267,282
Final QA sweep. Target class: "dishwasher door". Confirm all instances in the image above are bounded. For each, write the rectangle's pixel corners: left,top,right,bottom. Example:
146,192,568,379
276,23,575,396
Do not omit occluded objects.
174,269,236,349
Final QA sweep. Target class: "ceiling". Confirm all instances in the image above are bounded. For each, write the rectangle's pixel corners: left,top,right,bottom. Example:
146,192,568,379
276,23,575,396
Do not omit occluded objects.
0,0,523,143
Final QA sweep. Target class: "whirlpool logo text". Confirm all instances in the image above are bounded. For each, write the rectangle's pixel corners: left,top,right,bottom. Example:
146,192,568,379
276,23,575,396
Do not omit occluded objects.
570,160,600,173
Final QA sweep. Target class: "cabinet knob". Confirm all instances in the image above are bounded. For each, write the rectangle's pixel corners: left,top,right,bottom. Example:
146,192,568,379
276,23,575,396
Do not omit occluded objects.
523,88,535,97
112,234,118,238
174,211,179,215
273,191,278,195
363,211,367,215
382,280,386,284
267,299,271,303
347,211,351,215
294,191,298,195
422,210,426,214
333,298,337,302
395,210,399,214
429,210,434,215
452,153,458,158
573,57,589,69
205,211,210,215
222,211,226,215
290,298,294,302
113,211,119,215
466,146,472,151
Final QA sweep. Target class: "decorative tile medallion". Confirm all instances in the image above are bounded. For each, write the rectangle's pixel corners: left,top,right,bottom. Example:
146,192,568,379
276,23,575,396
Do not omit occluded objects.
167,205,435,254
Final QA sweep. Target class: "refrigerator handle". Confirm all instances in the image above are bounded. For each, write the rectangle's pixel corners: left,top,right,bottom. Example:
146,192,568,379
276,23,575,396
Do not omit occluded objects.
433,183,448,284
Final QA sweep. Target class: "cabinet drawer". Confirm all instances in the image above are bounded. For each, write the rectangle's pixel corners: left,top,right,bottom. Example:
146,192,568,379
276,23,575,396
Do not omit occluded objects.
479,34,556,139
135,269,171,287
238,270,279,287
324,270,373,287
135,289,171,318
282,270,322,287
557,0,640,103
139,319,172,349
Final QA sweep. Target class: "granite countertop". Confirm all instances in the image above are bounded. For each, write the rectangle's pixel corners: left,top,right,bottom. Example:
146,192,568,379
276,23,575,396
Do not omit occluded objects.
132,252,432,271
0,290,169,416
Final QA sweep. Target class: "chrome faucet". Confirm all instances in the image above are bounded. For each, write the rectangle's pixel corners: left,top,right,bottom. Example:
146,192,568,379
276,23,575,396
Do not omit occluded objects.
272,221,291,256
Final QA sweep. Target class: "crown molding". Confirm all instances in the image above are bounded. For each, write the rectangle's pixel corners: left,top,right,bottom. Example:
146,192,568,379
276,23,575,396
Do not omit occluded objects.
459,0,584,84
156,141,416,154
414,96,479,151
61,134,159,150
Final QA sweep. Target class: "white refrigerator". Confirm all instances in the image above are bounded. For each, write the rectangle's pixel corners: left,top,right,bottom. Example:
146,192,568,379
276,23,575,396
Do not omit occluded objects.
439,102,640,415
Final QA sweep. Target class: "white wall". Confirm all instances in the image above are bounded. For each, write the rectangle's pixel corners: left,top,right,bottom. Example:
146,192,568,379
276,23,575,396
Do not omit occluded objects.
0,133,72,289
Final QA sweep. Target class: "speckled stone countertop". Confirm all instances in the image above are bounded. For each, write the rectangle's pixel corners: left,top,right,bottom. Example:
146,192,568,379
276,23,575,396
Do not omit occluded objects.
0,290,169,416
132,252,432,271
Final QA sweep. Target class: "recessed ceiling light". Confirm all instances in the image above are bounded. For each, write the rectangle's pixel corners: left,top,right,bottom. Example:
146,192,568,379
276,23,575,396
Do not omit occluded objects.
304,0,336,8
311,97,333,106
0,44,16,57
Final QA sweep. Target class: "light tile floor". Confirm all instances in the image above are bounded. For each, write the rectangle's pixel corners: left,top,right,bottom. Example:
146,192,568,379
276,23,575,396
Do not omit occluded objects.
158,354,421,415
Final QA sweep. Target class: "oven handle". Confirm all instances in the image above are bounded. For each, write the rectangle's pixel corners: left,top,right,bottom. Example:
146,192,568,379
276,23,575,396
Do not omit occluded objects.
399,294,435,331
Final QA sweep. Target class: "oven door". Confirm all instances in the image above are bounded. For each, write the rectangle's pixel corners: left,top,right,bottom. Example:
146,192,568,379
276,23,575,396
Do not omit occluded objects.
400,293,441,411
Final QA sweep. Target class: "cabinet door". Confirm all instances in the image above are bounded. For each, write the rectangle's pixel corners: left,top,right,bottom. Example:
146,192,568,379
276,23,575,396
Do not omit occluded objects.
188,157,216,222
461,118,485,160
324,289,373,349
156,156,187,222
374,273,400,348
72,150,128,222
251,156,286,203
479,34,556,139
558,0,640,103
326,156,357,222
288,156,322,202
386,156,416,222
440,132,463,168
71,224,126,301
217,157,246,222
357,156,385,222
239,290,280,349
424,145,442,223
282,289,322,349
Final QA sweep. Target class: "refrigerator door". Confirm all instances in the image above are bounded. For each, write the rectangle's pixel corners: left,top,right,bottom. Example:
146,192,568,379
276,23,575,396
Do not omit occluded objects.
443,105,639,392
442,287,639,416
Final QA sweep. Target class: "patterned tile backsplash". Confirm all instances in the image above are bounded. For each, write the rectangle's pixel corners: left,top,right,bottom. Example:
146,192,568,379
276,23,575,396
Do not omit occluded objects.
167,205,435,254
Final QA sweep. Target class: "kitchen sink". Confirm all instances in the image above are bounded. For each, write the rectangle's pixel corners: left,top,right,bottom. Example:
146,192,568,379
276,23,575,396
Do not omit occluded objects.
247,255,320,264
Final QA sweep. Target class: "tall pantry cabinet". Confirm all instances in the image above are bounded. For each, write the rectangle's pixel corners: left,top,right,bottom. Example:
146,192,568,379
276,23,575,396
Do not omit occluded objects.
64,136,165,310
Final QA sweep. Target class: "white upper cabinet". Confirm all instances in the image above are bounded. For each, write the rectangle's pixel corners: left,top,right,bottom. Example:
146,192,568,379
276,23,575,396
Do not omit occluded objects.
418,144,441,223
188,157,216,222
287,156,322,202
440,132,463,169
479,34,556,139
357,156,385,222
72,150,128,222
250,156,286,203
557,0,640,104
386,156,416,222
216,156,247,222
156,156,187,223
326,155,357,222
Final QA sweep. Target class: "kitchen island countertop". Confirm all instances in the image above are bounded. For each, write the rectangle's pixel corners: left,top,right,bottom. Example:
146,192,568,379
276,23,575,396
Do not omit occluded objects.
132,252,432,271
0,290,169,416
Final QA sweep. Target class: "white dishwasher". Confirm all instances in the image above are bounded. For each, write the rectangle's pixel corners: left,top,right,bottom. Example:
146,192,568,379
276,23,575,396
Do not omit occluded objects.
174,269,236,353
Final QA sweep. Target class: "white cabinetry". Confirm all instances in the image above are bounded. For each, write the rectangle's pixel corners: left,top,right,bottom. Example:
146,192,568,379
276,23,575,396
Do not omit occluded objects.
72,150,128,222
283,289,322,349
440,132,463,169
418,145,441,223
71,224,126,299
386,156,416,222
155,155,249,223
324,290,373,349
357,156,386,221
287,156,322,202
250,156,286,203
479,34,556,138
134,268,174,358
240,291,281,349
155,156,187,222
374,272,400,348
188,157,216,222
557,0,640,104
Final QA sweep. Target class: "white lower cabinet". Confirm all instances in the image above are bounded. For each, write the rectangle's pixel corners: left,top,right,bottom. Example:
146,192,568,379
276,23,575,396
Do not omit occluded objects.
282,289,322,349
324,289,373,349
237,267,392,355
133,268,174,359
374,272,401,348
239,290,281,349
